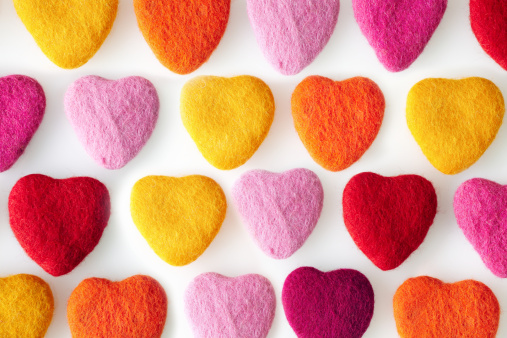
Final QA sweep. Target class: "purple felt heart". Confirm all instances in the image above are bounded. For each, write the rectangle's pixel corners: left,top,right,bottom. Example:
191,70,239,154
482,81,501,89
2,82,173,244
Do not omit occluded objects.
0,75,45,172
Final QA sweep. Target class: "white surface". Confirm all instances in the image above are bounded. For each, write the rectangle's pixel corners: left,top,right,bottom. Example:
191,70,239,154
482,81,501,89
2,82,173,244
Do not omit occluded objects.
0,0,506,337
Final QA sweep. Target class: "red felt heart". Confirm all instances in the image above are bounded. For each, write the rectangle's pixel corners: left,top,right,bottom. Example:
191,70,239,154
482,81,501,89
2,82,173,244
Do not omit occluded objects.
9,174,110,276
342,172,437,270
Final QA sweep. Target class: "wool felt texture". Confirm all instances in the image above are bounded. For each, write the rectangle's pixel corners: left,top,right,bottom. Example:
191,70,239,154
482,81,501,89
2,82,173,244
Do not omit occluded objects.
407,77,504,175
64,75,159,170
292,76,384,171
13,0,118,69
134,0,230,74
393,276,500,337
8,174,111,276
130,175,227,266
0,274,54,338
181,76,275,170
185,272,276,338
67,275,167,338
232,168,323,259
353,0,447,72
282,267,374,338
246,0,340,75
343,172,437,271
0,75,45,172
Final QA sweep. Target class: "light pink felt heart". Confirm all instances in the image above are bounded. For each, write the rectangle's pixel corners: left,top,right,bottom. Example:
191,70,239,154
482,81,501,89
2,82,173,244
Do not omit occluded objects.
232,169,324,259
454,178,507,278
185,272,276,338
64,75,159,169
247,0,340,75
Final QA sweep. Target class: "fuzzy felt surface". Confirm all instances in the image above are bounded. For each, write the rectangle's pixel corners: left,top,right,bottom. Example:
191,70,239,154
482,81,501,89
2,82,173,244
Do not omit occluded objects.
353,0,447,72
181,76,275,170
407,77,504,175
130,175,227,266
0,75,45,172
8,174,111,276
0,274,54,338
67,275,167,338
232,168,323,259
282,267,374,338
247,0,339,75
185,272,276,338
13,0,118,69
393,276,500,337
292,76,384,171
343,172,437,270
134,0,230,74
64,75,159,170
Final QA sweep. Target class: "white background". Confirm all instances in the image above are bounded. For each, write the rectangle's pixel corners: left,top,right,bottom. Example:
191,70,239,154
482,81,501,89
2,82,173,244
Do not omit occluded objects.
1,0,506,337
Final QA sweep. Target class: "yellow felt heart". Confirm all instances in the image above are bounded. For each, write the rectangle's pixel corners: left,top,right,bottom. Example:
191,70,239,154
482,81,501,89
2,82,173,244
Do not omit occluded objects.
407,77,504,175
13,0,118,69
181,76,275,170
0,274,54,338
130,175,227,266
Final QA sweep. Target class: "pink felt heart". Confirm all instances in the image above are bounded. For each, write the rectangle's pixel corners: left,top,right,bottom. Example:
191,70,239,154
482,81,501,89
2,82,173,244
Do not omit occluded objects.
232,169,323,259
247,0,340,75
185,272,276,338
64,76,159,169
353,0,447,71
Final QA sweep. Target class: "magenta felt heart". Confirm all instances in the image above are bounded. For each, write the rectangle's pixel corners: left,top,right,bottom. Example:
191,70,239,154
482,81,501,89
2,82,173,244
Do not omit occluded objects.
247,0,340,75
0,75,45,172
232,169,323,259
454,178,507,278
185,273,276,338
353,0,447,71
64,76,159,169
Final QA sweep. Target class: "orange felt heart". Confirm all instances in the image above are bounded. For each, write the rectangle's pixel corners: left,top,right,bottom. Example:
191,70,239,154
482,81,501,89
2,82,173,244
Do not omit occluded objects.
292,76,385,171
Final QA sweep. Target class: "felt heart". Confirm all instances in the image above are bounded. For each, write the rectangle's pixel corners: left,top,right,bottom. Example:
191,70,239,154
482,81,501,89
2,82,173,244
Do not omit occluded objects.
67,275,167,337
394,276,500,337
130,175,227,266
134,0,230,74
232,168,323,259
64,76,159,170
343,172,437,270
9,174,111,276
14,0,118,69
0,75,45,172
282,267,374,338
247,0,340,75
0,274,54,337
407,77,504,175
292,76,384,171
185,272,276,338
181,76,275,170
353,0,447,72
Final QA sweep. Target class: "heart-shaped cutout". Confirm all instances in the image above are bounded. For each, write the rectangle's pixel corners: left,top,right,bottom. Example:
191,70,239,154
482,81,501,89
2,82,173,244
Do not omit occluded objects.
292,76,384,171
134,0,230,74
9,174,111,276
353,0,447,71
0,274,54,337
247,0,340,75
343,172,437,270
282,267,374,337
14,0,118,69
0,75,45,172
185,272,276,338
181,76,275,170
407,77,504,175
130,175,227,266
67,275,167,337
394,276,500,337
232,168,323,259
64,75,159,169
